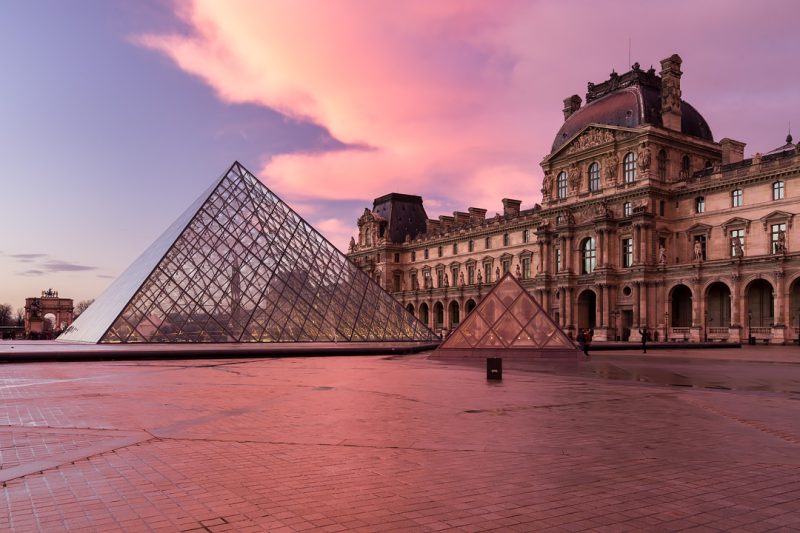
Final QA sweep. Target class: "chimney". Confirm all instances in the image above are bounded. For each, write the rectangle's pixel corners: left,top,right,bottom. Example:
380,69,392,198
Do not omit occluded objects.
720,138,746,165
562,95,582,121
453,211,470,226
502,198,522,217
659,54,683,131
468,207,487,224
438,215,455,231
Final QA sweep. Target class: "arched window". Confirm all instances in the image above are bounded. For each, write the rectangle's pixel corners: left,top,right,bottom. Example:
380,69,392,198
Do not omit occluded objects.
732,188,743,208
695,196,705,214
588,162,600,192
623,152,637,183
773,181,785,200
623,202,632,217
582,237,596,274
557,171,568,198
657,149,667,179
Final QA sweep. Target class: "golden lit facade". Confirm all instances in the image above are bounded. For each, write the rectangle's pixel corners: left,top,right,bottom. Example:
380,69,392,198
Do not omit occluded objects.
348,54,800,344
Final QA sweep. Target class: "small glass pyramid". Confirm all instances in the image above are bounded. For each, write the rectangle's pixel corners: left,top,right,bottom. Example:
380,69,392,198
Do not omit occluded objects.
59,162,438,344
436,272,577,356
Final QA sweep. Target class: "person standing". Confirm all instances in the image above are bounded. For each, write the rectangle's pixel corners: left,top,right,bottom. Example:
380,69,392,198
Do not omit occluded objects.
577,329,588,357
639,327,649,353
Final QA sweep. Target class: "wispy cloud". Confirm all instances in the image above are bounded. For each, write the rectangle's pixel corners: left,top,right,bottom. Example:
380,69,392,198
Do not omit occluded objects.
10,253,48,263
10,253,98,275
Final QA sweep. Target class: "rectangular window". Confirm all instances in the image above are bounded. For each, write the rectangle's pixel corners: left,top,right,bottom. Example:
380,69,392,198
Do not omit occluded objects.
484,262,492,283
437,246,443,257
659,200,665,216
730,229,745,257
695,197,705,214
423,270,431,288
411,251,416,262
392,273,401,292
451,266,459,286
503,234,510,247
411,272,418,289
554,247,561,273
468,240,475,252
436,269,444,288
452,243,458,254
393,253,400,263
502,259,510,274
522,229,530,243
424,249,429,260
771,223,787,253
467,265,475,285
773,181,785,200
485,237,491,249
522,257,531,279
732,189,743,207
622,238,633,268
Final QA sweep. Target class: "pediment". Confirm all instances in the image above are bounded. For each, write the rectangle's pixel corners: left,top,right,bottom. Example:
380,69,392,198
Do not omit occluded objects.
686,223,712,234
761,210,794,230
544,124,637,162
721,217,751,232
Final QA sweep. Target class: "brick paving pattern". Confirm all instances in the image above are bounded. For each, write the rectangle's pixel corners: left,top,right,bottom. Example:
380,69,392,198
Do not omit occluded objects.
1,354,799,531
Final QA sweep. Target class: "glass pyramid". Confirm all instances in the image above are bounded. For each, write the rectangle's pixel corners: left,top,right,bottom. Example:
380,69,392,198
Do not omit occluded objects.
59,162,438,344
436,272,577,356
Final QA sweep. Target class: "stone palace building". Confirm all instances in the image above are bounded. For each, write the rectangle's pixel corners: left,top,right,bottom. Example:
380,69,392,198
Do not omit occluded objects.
347,54,800,344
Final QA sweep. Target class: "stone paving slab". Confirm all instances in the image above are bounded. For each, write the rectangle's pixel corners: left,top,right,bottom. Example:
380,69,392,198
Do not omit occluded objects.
0,354,799,531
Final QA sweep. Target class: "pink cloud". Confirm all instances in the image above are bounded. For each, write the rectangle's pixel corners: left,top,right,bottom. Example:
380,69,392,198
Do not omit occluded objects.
138,0,800,252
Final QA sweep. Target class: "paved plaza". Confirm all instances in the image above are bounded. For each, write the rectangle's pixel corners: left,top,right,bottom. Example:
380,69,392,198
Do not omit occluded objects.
1,349,800,532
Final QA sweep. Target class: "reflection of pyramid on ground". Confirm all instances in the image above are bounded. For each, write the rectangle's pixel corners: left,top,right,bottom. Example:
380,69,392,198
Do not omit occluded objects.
59,162,438,344
434,273,578,358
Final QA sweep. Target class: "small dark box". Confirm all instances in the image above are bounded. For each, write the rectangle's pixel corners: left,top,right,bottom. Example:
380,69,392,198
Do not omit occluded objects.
487,357,502,380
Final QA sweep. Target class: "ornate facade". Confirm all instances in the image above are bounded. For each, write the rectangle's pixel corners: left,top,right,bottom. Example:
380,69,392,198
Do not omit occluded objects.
348,54,800,344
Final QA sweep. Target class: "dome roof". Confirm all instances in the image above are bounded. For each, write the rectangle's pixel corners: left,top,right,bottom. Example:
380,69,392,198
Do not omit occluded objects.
551,73,713,153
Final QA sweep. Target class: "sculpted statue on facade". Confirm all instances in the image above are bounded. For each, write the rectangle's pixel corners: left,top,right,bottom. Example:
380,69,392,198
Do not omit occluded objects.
732,236,745,258
568,164,580,191
658,244,667,264
477,269,483,285
458,272,465,287
637,145,652,172
604,153,619,183
693,239,703,261
515,264,521,278
348,236,356,253
542,171,554,198
495,266,500,281
775,230,787,254
443,273,449,288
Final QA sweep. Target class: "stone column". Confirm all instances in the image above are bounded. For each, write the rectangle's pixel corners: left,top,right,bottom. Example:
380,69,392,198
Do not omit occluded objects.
566,236,573,273
689,277,702,342
537,241,544,274
630,282,642,342
595,286,603,330
640,282,649,329
603,284,611,328
559,288,566,326
597,230,605,267
772,271,787,344
565,287,574,334
633,225,641,264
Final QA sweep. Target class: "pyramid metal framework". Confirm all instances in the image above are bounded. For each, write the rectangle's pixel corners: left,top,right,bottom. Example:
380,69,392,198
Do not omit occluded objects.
434,273,578,357
59,162,438,344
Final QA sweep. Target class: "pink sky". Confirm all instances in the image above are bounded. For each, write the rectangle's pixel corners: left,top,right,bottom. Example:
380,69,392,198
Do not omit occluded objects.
139,0,800,248
1,0,798,309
